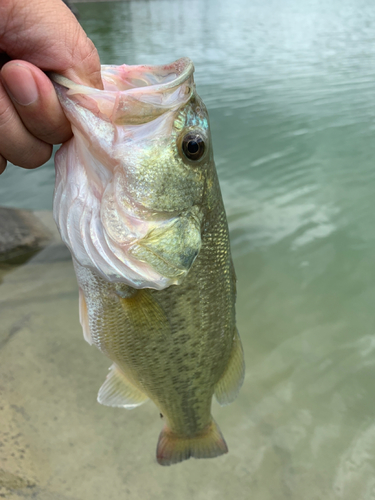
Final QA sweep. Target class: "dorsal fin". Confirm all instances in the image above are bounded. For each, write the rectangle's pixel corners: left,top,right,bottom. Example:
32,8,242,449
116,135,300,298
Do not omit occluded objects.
98,364,149,409
214,328,245,406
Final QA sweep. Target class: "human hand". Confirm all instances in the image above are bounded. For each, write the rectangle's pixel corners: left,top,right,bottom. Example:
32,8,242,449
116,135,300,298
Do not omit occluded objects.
0,0,103,174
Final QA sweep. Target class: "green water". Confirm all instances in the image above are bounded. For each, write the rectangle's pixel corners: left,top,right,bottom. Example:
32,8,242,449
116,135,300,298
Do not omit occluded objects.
2,0,375,498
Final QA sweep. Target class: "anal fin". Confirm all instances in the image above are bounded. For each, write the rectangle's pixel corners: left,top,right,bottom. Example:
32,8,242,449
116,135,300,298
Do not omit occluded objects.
98,364,149,409
214,328,245,406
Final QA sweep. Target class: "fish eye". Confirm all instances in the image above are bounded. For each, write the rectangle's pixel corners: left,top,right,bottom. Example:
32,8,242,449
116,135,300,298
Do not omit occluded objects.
181,133,206,161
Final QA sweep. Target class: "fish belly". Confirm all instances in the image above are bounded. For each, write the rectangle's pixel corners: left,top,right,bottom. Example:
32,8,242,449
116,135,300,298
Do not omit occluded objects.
74,255,233,432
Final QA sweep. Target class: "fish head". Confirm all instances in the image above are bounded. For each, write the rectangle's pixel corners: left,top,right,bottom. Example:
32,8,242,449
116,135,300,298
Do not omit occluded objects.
52,58,213,289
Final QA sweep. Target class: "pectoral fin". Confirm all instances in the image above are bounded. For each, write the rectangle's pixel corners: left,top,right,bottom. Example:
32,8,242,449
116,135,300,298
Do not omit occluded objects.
119,289,171,340
214,328,245,406
79,288,92,345
98,364,149,409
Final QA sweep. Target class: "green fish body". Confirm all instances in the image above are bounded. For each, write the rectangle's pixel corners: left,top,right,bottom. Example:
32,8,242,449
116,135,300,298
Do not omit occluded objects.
52,58,244,465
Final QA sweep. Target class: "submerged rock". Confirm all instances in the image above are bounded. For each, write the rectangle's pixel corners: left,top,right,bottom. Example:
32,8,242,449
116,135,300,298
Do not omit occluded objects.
0,207,52,265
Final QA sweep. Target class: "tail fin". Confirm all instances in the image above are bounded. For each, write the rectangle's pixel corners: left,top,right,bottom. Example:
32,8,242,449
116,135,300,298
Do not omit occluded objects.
156,419,228,466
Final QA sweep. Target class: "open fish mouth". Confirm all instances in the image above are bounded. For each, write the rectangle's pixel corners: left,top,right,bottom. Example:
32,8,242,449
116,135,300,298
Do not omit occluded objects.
101,58,194,93
51,58,194,127
52,57,194,92
51,59,203,290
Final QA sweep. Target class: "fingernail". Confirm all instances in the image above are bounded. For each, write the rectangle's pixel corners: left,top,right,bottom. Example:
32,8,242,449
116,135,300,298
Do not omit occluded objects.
1,63,38,106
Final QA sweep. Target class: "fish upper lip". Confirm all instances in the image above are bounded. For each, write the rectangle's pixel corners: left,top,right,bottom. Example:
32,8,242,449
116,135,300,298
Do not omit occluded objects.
50,57,194,95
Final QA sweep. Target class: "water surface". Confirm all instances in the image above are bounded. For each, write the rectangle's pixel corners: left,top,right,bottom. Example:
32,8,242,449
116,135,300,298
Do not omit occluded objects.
1,0,375,498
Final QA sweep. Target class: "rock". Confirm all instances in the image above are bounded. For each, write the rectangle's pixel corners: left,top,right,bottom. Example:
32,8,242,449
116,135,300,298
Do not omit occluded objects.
0,207,52,265
0,469,36,492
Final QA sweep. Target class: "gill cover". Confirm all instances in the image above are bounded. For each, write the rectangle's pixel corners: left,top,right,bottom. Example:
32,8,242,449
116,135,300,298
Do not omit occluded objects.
52,59,203,290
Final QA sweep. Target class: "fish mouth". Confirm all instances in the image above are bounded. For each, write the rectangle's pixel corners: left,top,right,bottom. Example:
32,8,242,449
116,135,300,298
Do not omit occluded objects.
101,57,194,93
50,58,195,127
50,57,194,97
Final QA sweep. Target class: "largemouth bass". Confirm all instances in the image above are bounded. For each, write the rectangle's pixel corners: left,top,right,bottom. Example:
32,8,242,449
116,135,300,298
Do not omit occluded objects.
52,58,244,466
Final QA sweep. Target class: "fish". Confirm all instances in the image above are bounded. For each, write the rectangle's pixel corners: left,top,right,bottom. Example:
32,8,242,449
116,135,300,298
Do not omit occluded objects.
51,58,245,466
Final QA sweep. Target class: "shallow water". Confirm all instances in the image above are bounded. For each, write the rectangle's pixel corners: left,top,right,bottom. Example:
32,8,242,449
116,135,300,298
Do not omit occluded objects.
2,0,375,498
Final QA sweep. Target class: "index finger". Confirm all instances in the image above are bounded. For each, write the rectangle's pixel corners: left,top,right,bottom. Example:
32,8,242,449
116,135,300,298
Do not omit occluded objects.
0,0,103,89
